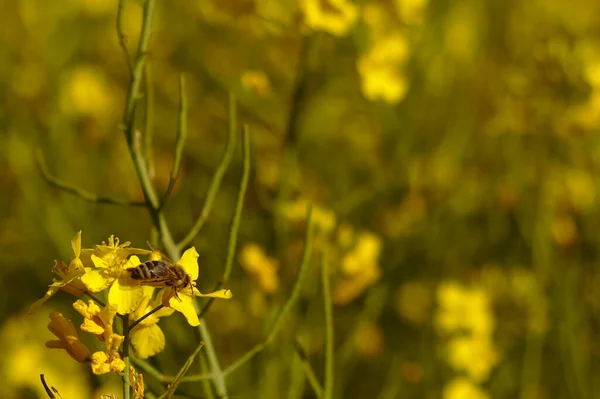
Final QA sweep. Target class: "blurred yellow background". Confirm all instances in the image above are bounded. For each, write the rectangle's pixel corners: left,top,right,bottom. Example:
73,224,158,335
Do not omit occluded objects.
2,0,600,398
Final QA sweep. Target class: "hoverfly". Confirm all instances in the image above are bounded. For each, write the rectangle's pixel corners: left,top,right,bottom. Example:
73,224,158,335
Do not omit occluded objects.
128,243,196,300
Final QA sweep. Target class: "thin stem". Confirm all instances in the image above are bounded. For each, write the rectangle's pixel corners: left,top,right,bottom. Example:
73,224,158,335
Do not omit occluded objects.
123,316,131,399
123,0,155,143
37,150,145,207
159,342,205,399
321,251,334,399
143,62,155,177
198,321,229,398
294,340,324,399
116,0,133,76
130,304,164,330
223,206,314,376
199,125,250,318
40,374,60,399
159,73,188,211
177,92,238,251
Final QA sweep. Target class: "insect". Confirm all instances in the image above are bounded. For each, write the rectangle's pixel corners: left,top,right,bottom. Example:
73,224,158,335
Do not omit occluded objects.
128,244,196,300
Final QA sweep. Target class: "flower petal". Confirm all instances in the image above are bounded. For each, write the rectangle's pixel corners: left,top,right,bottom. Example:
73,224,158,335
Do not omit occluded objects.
131,324,166,359
196,289,233,299
108,278,146,315
178,247,199,281
81,269,113,292
169,294,200,326
71,231,82,259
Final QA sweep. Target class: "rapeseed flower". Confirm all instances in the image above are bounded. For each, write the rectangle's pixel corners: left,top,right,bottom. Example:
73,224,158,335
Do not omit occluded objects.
240,243,279,294
29,231,87,313
299,0,358,37
443,377,489,399
333,231,383,305
129,293,174,359
46,311,91,363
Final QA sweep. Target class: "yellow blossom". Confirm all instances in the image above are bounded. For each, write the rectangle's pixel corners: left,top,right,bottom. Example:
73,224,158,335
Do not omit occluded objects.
241,70,271,97
81,237,152,315
129,294,174,359
333,265,381,305
435,281,495,337
446,335,500,382
29,231,87,313
73,300,120,342
341,231,382,275
91,333,126,375
357,32,411,104
60,66,115,119
299,0,358,37
443,377,489,399
239,243,279,293
282,199,337,233
45,311,91,363
395,0,429,25
153,247,232,326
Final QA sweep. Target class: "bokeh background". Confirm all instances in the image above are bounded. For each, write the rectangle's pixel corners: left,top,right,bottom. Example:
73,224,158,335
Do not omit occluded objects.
2,0,600,398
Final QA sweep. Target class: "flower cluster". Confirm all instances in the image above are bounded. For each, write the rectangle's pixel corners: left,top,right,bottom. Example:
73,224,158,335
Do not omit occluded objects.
30,232,232,374
435,281,500,399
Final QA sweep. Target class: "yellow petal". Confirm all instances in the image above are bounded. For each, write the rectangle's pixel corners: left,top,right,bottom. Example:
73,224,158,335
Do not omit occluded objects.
80,318,104,335
169,294,200,326
178,247,199,280
91,254,109,268
196,289,233,299
131,324,166,359
81,269,113,292
123,255,142,270
108,278,146,315
91,352,111,375
71,231,82,259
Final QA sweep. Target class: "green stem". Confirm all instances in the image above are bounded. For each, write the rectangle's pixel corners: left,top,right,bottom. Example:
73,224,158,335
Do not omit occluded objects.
159,73,188,211
36,149,144,207
130,305,164,330
294,340,323,399
199,125,250,318
223,206,314,376
177,92,238,251
321,251,333,399
123,316,131,399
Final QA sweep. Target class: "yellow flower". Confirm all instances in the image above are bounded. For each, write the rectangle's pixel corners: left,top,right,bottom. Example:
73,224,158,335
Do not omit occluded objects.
29,231,87,313
46,311,91,364
334,231,383,305
435,281,495,337
341,231,382,275
129,294,174,359
282,199,337,234
60,66,115,119
333,265,381,305
443,377,489,399
81,237,151,315
239,243,279,294
91,334,126,375
73,300,120,342
446,335,500,382
357,32,411,104
158,248,233,327
299,0,358,37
